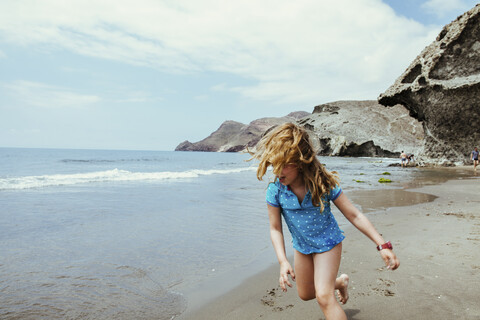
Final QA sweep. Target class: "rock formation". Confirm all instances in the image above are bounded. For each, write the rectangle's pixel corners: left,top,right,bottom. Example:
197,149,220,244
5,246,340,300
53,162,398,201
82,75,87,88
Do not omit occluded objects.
379,4,480,165
175,112,310,152
175,101,424,157
297,100,424,157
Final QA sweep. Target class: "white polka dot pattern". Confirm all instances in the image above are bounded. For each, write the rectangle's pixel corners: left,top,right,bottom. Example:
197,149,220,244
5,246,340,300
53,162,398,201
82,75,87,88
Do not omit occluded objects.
266,180,345,254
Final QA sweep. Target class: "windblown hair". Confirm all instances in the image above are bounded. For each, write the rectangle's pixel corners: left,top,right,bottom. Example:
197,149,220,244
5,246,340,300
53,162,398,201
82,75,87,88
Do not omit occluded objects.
250,123,339,211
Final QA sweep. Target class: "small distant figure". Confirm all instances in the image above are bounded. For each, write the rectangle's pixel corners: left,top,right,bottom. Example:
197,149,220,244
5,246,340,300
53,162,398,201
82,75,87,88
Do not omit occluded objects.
400,151,407,168
406,153,415,165
471,147,479,171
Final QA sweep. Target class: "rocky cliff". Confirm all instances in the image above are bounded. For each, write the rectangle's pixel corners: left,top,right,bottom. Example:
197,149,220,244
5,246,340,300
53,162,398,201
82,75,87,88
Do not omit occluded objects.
175,111,310,152
175,101,424,157
298,100,424,157
378,4,480,165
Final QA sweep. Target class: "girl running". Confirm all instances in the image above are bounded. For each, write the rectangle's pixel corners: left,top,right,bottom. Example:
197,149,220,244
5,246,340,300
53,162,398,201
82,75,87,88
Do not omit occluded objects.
250,123,399,320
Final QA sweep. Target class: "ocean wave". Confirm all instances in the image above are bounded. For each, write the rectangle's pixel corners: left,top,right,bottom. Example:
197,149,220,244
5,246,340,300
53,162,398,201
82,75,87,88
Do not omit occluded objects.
60,158,173,163
0,167,257,190
61,159,117,163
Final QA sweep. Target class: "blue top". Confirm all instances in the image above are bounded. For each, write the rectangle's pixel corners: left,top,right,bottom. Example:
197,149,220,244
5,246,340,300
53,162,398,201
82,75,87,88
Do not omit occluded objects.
266,180,345,254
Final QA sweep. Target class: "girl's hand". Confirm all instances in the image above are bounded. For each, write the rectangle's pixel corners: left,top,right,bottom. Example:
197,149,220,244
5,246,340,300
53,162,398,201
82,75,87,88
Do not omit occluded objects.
380,250,400,270
279,261,295,292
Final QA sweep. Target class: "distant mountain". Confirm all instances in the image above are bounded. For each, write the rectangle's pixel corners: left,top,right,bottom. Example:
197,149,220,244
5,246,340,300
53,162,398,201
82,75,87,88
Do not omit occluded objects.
175,111,310,152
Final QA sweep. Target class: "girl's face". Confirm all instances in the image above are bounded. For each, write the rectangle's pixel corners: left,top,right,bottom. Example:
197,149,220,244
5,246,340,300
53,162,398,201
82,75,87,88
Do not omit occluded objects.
277,164,302,187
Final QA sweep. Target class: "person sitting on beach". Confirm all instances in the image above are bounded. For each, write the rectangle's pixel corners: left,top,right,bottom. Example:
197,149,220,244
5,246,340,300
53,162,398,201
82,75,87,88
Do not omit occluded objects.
250,123,400,320
400,151,407,167
471,147,479,171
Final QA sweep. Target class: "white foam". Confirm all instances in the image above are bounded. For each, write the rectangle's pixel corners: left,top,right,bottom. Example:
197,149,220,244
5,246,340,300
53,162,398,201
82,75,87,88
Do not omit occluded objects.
0,167,257,190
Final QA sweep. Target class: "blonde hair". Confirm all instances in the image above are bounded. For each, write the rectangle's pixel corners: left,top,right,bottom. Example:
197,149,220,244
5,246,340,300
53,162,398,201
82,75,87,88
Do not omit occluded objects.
250,122,339,211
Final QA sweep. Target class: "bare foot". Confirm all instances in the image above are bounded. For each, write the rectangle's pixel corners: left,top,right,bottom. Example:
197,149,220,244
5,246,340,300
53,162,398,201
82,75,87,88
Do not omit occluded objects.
336,274,349,305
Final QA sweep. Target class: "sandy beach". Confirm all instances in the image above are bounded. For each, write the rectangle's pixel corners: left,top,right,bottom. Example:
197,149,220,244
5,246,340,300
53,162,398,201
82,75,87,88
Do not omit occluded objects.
181,169,480,320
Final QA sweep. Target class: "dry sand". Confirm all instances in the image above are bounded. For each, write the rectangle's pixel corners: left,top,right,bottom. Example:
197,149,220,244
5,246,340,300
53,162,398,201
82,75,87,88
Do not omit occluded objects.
181,170,480,320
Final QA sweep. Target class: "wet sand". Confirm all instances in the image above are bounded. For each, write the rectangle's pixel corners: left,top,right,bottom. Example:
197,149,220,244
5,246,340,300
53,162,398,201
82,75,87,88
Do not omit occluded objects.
181,168,480,320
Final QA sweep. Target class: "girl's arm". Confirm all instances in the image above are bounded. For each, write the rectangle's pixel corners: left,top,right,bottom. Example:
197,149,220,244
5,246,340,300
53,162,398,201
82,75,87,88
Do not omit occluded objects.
333,193,400,270
267,204,295,291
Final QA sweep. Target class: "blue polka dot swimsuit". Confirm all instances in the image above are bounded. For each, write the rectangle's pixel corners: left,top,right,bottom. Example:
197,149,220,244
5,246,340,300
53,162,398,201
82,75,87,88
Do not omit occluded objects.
266,179,345,254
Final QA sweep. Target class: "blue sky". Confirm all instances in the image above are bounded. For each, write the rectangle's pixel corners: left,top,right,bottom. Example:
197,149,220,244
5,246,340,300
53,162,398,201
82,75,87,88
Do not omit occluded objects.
0,0,478,151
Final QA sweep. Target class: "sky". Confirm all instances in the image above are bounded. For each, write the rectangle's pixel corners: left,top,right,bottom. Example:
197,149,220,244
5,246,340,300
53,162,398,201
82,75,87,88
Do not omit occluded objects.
0,0,478,151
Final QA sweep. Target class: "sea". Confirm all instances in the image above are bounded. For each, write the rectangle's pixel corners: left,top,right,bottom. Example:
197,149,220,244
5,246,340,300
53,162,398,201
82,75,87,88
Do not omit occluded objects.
0,148,465,319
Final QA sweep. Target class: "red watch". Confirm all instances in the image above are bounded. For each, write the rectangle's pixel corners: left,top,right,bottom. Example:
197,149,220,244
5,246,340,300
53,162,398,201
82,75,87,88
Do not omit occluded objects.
377,241,393,251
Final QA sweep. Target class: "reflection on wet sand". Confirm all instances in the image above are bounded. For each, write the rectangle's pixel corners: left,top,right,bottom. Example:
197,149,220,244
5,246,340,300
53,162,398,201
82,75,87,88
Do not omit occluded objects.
348,166,478,213
348,189,438,213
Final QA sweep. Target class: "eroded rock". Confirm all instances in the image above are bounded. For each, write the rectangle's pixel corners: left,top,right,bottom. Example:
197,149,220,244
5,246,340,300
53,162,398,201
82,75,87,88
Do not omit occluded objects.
298,100,424,157
379,4,480,165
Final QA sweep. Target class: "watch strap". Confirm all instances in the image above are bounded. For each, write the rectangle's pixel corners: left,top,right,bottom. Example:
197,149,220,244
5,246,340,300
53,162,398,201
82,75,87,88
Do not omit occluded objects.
377,241,393,251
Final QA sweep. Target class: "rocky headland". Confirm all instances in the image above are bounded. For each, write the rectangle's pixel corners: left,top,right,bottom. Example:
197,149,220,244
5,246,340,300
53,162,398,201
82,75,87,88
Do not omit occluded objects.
379,4,480,165
175,112,310,152
175,101,423,157
298,100,423,157
176,4,479,165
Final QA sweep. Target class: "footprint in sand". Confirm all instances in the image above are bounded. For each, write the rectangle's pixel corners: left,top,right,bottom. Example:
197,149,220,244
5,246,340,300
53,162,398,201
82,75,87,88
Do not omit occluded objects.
260,288,278,307
261,298,275,307
370,278,396,297
260,288,294,312
272,305,293,312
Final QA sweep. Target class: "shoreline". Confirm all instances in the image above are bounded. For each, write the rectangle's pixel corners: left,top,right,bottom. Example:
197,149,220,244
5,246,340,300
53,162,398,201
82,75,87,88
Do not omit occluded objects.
180,168,480,320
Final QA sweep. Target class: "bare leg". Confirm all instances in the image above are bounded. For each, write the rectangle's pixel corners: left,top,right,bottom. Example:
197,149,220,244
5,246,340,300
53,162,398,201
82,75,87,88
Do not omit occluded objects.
294,245,348,319
294,249,316,301
295,250,349,304
313,243,347,320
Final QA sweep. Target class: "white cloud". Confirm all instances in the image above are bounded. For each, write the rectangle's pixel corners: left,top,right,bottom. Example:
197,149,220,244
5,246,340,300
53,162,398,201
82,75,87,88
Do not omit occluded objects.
3,81,101,108
114,90,162,103
0,0,444,105
421,0,474,19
